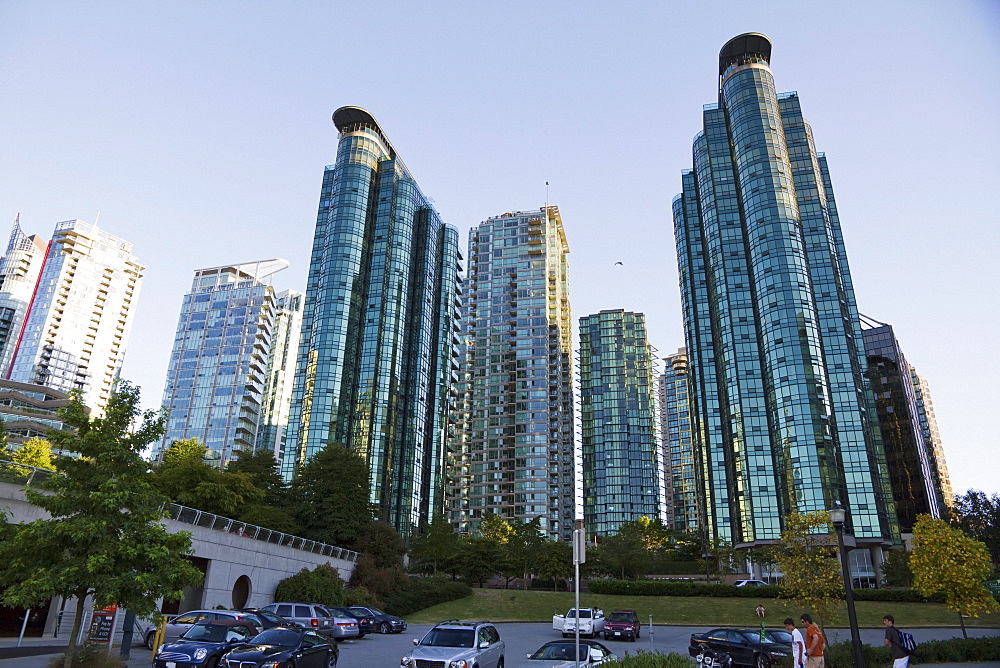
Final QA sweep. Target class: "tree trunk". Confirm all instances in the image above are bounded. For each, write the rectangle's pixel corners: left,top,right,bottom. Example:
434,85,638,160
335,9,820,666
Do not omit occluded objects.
959,609,968,639
64,591,88,668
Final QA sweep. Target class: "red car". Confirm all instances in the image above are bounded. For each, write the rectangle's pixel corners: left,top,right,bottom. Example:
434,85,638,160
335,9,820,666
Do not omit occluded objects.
603,610,641,641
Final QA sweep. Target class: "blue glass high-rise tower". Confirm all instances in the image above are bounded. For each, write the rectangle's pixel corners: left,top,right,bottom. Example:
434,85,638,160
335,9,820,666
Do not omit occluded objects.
285,107,461,535
672,34,898,553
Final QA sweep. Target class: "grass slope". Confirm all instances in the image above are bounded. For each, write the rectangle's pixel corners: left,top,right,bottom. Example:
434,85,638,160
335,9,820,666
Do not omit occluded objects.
408,589,1000,628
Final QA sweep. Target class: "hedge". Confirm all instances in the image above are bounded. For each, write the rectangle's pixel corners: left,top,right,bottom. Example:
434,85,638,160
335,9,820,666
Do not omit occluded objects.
382,577,472,617
603,650,696,666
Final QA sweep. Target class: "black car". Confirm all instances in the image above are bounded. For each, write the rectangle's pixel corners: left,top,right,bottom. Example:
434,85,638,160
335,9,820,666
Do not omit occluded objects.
347,605,406,634
153,619,258,668
688,628,792,667
221,628,338,668
239,608,301,630
325,606,375,637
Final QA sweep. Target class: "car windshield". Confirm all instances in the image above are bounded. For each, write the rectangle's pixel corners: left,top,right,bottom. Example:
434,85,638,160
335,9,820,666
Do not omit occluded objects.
568,609,592,619
530,643,588,660
250,629,301,648
608,612,634,622
180,624,229,643
420,628,475,648
760,630,792,644
252,610,283,623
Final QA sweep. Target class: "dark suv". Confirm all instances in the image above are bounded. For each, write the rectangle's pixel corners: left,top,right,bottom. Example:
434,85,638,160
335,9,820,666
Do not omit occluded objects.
603,610,641,642
401,620,504,668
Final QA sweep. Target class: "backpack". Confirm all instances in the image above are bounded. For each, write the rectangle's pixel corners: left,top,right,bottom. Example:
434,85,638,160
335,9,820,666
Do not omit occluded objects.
898,629,916,654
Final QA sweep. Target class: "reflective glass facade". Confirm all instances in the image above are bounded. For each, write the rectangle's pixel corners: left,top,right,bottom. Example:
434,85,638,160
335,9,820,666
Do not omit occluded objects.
0,218,48,375
672,34,897,548
157,260,287,466
660,348,699,532
910,366,953,509
579,310,660,536
256,289,303,463
861,320,941,532
447,208,575,541
7,220,143,415
285,107,461,536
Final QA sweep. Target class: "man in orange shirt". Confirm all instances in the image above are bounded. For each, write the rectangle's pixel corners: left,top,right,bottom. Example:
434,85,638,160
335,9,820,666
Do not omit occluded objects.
800,614,825,667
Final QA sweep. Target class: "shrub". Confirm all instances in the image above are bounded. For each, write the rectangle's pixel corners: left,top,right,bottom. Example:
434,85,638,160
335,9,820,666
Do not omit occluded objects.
912,636,1000,662
823,641,893,667
603,650,695,666
382,576,472,617
273,563,345,606
851,587,945,603
47,645,126,667
588,579,781,598
344,585,378,607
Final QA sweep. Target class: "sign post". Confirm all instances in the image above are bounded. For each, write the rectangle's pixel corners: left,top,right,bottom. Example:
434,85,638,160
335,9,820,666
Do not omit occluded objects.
86,604,117,646
572,519,585,668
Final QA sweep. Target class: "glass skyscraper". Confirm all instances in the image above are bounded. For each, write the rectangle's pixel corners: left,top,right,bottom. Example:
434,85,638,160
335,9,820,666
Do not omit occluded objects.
447,208,575,541
579,309,660,536
910,366,953,509
861,317,944,532
0,217,48,375
672,34,898,551
285,107,461,536
6,219,143,416
660,347,699,533
157,259,288,465
256,288,303,463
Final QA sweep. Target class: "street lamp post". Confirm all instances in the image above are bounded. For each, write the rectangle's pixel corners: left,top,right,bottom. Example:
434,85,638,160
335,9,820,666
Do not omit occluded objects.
830,501,865,668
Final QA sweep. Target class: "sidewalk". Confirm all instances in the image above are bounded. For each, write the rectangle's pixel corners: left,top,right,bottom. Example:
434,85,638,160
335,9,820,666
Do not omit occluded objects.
0,636,152,666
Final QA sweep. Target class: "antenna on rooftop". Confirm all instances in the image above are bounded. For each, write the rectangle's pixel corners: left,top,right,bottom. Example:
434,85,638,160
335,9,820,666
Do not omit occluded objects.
545,181,550,208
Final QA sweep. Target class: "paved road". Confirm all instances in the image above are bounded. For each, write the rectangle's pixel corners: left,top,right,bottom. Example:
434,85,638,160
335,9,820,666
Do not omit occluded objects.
3,623,999,666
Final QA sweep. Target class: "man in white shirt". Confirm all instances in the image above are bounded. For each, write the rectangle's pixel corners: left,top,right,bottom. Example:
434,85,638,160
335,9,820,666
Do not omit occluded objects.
784,617,805,668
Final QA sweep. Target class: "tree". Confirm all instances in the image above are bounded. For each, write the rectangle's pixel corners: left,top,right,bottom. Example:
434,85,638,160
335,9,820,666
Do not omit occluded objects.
290,443,372,547
161,437,206,465
478,510,513,542
410,514,461,577
275,564,345,607
8,437,56,471
775,511,843,625
911,514,999,637
457,535,500,587
503,517,545,587
0,382,203,668
535,540,573,591
227,448,288,500
151,448,264,517
949,489,1000,570
881,548,914,588
595,531,651,579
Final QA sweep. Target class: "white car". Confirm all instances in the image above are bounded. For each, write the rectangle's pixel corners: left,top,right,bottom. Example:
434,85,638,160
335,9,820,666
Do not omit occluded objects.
552,608,605,638
733,579,769,587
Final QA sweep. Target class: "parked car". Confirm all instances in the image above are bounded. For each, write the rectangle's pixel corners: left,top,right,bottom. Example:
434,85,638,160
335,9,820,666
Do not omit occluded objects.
688,628,792,667
221,627,338,667
522,639,617,666
401,620,504,668
240,607,301,630
144,609,260,649
733,580,769,587
153,619,257,668
552,607,605,638
348,605,407,634
603,609,641,641
325,606,375,638
260,602,359,639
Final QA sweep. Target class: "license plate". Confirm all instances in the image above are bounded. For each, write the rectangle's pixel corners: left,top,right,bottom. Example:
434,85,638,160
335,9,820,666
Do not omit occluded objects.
166,663,176,668
615,631,621,635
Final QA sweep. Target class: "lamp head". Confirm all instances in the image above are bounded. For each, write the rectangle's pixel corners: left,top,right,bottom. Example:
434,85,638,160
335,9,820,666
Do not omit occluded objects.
829,501,846,527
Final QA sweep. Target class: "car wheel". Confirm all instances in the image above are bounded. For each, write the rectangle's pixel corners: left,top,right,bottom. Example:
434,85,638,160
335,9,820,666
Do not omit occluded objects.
334,637,344,642
379,621,392,634
357,631,365,639
754,653,770,668
497,657,504,668
327,652,338,668
206,658,219,668
629,633,636,642
562,632,569,638
144,632,156,650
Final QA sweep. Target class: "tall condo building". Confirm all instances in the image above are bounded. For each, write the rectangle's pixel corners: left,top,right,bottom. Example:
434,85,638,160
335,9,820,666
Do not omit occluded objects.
910,367,953,509
286,107,461,536
0,217,48,374
6,220,143,415
256,289,304,463
660,347,699,532
672,34,898,557
861,317,945,532
447,208,574,541
578,309,660,535
157,260,288,465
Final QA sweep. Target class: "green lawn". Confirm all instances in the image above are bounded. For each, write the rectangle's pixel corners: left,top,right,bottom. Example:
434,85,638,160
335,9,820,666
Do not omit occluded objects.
408,589,1000,628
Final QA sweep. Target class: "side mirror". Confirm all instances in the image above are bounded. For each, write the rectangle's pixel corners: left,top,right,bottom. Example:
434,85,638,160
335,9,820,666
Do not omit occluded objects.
479,641,489,649
412,638,419,645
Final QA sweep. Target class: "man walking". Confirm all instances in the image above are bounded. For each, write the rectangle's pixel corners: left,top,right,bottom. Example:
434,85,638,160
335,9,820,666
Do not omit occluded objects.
784,618,805,668
800,614,825,667
884,614,909,667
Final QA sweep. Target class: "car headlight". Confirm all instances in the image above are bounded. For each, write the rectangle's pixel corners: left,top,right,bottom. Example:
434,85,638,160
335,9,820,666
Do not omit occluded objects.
770,651,788,657
449,661,470,668
262,661,281,668
193,648,208,660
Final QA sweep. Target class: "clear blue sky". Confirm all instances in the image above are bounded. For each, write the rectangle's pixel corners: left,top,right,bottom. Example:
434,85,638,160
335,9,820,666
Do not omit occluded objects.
2,1,997,496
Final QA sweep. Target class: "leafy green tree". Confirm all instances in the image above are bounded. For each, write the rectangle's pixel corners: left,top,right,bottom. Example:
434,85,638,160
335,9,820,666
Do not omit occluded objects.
356,520,406,570
227,449,288,500
290,443,372,547
881,548,914,587
535,540,573,591
911,514,999,637
457,535,500,587
8,437,56,471
410,514,461,577
775,511,842,625
595,530,651,579
161,437,207,464
478,510,513,542
151,450,264,517
274,564,345,607
503,517,545,587
0,382,203,668
949,489,1000,569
